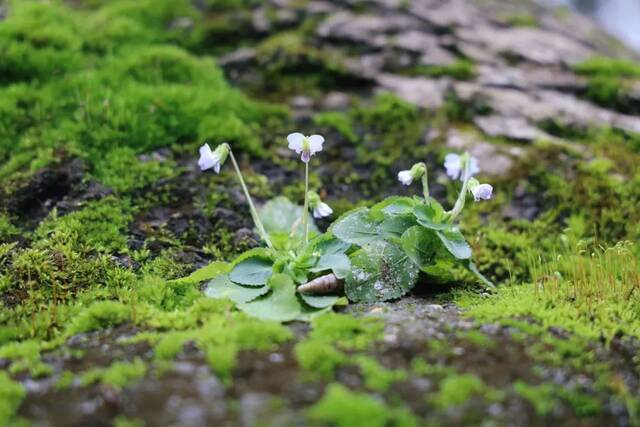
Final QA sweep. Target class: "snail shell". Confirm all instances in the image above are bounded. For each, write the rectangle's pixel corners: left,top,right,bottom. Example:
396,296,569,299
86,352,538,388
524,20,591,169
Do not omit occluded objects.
298,273,343,295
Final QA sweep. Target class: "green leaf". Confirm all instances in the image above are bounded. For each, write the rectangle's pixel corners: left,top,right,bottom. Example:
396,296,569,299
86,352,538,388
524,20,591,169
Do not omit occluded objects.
345,240,419,303
171,261,229,284
312,236,351,256
238,274,301,322
258,196,319,237
229,254,274,286
380,214,417,238
205,274,269,303
330,208,381,246
371,196,416,215
436,229,472,259
413,200,449,230
400,226,439,269
310,253,351,279
298,293,341,309
465,260,495,288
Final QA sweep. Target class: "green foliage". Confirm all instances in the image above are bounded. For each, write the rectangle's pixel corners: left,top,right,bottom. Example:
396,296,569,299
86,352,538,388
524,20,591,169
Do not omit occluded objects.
431,374,504,409
0,371,25,425
514,381,557,416
404,60,476,80
332,197,490,302
67,300,131,335
313,112,358,144
36,197,132,253
80,358,147,390
307,384,418,427
354,356,407,391
573,56,640,110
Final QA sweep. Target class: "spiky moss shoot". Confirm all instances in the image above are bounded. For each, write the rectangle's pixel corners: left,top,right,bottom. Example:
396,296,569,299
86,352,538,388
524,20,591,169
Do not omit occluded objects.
0,371,26,425
0,214,20,241
430,373,505,409
513,381,557,416
0,339,52,378
354,356,408,392
307,383,419,427
80,358,147,390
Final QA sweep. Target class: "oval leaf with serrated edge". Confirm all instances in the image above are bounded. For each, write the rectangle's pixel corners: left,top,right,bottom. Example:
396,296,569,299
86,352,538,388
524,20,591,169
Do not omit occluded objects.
345,240,419,303
238,274,301,321
371,196,416,215
229,255,274,286
205,274,269,304
400,226,439,269
330,208,381,246
436,229,472,259
172,261,228,285
310,253,351,279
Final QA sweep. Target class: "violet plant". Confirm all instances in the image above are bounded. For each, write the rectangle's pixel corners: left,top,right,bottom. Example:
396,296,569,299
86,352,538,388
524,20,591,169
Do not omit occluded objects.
199,135,350,321
194,135,494,320
330,152,494,303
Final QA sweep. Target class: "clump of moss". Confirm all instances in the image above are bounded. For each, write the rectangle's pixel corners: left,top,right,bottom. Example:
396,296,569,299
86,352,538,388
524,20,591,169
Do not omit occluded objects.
294,313,384,380
354,356,407,392
67,300,131,335
573,56,640,111
403,60,476,80
430,373,504,409
0,371,26,425
307,383,418,427
80,358,147,390
514,381,557,416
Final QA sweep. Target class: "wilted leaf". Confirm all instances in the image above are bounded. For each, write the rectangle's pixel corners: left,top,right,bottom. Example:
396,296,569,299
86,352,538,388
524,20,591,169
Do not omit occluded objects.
205,274,269,303
345,240,419,303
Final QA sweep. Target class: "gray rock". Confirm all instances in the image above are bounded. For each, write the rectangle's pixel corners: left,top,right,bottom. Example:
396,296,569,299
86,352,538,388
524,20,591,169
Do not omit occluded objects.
446,129,516,177
457,26,594,66
375,74,450,108
474,115,548,142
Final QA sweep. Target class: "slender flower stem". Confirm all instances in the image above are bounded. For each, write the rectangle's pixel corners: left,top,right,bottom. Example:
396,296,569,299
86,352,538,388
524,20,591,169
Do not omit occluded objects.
420,163,430,200
448,153,471,222
302,161,310,243
226,146,273,248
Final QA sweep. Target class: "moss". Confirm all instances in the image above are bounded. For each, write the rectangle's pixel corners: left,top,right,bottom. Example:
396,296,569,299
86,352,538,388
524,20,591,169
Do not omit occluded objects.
410,358,456,377
0,213,19,241
514,381,557,416
354,356,407,392
35,197,132,253
313,111,358,144
67,300,131,335
504,13,539,27
431,373,504,409
458,330,494,348
294,339,347,380
307,383,418,427
0,371,26,425
573,56,640,111
80,358,147,390
306,313,384,351
403,60,476,80
54,371,75,391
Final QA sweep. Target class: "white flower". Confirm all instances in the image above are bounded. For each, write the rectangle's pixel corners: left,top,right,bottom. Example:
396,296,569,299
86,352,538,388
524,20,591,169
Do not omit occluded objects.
397,170,414,186
198,143,222,173
471,183,493,201
313,202,333,219
287,132,324,163
444,153,479,180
